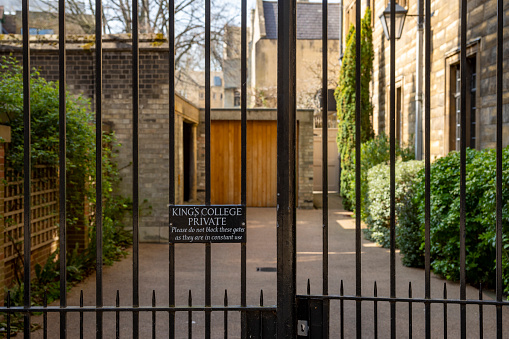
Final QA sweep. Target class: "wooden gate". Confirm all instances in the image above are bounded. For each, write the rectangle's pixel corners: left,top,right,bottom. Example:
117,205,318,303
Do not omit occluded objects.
211,120,277,207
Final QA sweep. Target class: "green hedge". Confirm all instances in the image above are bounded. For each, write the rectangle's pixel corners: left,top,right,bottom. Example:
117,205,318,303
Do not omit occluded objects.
399,147,509,293
355,132,414,220
363,160,423,247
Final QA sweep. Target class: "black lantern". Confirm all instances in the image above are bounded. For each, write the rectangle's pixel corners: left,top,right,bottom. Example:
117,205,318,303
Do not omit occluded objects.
379,2,408,40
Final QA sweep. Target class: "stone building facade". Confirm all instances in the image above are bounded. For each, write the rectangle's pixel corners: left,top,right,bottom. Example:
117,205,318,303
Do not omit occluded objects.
249,0,341,109
345,0,509,158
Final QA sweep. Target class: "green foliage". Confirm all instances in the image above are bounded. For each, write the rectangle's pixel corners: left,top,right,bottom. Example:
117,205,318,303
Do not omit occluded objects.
0,56,136,309
335,8,374,210
399,147,509,294
363,160,424,247
352,132,415,219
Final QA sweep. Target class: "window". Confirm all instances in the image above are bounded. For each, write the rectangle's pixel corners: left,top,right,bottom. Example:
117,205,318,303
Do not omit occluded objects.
449,56,477,151
199,92,204,99
234,91,241,107
396,87,402,146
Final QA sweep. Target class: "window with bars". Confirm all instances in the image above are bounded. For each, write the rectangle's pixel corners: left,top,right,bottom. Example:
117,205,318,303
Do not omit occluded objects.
450,56,477,151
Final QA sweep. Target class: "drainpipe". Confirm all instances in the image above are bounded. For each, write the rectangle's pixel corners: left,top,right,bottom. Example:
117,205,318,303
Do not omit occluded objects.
339,0,343,65
415,0,424,160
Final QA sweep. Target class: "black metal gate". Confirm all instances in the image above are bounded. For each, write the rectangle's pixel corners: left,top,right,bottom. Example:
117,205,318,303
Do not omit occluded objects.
3,0,509,337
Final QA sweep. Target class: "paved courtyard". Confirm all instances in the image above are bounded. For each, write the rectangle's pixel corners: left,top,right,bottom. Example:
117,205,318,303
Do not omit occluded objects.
26,194,508,338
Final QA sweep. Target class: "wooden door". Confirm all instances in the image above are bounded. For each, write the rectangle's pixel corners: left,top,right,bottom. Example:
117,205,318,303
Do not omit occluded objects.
211,120,277,206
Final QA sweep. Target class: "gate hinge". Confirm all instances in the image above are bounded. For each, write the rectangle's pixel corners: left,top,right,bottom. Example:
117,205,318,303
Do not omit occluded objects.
297,320,309,336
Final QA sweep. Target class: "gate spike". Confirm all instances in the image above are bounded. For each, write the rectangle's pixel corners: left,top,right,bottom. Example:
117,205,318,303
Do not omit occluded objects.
43,291,48,339
260,289,264,306
408,282,413,339
373,281,378,339
116,290,120,339
307,279,311,295
152,290,156,339
7,291,11,339
443,283,448,339
188,290,193,338
80,290,84,339
478,284,483,339
340,280,344,296
224,289,228,339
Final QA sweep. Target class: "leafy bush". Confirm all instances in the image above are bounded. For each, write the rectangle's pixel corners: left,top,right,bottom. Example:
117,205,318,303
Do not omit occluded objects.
0,56,135,306
363,160,424,247
353,132,414,219
399,147,509,293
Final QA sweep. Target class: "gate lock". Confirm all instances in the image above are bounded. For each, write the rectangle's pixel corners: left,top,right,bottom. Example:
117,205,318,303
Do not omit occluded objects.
297,320,309,336
296,297,328,338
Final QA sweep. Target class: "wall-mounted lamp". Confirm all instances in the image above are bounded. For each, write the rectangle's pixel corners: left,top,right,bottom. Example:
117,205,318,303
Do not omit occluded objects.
379,2,408,40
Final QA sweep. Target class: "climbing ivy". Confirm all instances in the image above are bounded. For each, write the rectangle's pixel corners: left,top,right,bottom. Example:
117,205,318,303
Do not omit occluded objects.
335,8,375,210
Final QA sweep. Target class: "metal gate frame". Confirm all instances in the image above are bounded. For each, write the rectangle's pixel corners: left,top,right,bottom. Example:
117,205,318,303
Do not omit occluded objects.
2,0,508,338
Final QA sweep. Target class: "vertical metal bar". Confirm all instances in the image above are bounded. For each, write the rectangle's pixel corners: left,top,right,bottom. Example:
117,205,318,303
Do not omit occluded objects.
58,0,67,336
373,282,378,339
188,290,193,339
424,0,431,338
443,283,447,339
459,0,467,337
389,1,397,338
80,290,84,339
204,0,212,335
168,0,176,334
224,290,228,339
95,0,104,335
43,292,47,339
116,290,120,339
478,285,483,339
240,0,247,333
355,0,362,335
260,290,264,337
340,280,344,339
495,0,504,337
321,0,330,336
152,290,156,339
276,0,297,334
408,282,412,339
132,0,140,335
22,0,31,336
7,292,11,339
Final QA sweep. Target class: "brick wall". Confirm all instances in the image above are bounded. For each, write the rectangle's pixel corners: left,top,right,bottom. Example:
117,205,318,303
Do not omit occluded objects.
0,35,199,242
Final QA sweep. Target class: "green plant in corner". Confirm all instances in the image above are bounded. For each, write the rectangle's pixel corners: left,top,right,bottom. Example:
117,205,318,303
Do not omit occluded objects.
0,57,140,329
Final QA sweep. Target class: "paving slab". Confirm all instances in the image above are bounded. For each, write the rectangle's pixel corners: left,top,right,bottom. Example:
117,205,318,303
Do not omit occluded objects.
23,194,509,338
